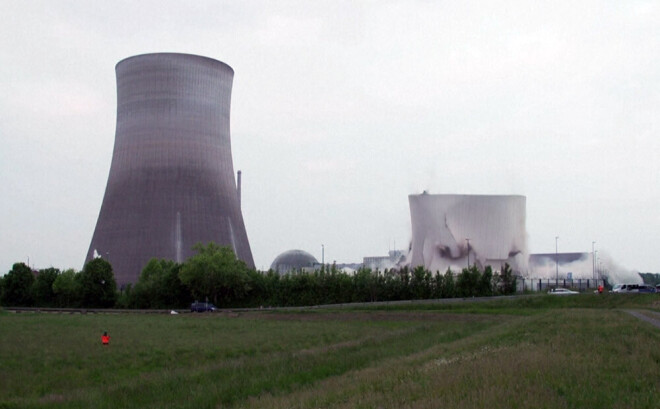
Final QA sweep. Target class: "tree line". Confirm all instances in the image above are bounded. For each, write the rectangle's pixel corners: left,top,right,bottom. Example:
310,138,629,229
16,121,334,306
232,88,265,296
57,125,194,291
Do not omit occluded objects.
0,243,517,309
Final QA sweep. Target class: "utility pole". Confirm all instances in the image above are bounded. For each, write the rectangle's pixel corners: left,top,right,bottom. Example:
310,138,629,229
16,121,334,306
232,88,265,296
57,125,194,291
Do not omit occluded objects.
555,236,559,287
592,241,596,282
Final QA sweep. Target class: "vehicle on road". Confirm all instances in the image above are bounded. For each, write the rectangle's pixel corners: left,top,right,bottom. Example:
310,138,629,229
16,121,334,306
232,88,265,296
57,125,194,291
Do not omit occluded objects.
612,284,627,293
190,302,217,312
612,284,656,293
548,288,579,295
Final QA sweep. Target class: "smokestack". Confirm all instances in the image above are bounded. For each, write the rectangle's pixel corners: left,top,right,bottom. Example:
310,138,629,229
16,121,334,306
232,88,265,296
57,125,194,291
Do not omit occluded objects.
237,170,242,209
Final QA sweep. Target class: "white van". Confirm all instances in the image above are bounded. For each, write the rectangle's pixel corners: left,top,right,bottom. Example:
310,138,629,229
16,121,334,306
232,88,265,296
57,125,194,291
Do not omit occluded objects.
612,284,656,293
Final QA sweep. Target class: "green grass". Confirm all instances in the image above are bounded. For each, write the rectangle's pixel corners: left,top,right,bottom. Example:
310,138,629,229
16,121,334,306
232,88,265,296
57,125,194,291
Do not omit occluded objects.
346,293,660,314
1,294,659,408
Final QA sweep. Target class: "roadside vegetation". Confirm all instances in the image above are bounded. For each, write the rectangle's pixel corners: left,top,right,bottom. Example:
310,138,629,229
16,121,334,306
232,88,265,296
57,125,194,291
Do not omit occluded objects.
0,295,658,408
0,243,517,309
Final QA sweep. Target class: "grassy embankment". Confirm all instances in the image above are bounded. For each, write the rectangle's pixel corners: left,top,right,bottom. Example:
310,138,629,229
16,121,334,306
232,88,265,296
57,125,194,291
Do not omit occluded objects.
1,294,658,409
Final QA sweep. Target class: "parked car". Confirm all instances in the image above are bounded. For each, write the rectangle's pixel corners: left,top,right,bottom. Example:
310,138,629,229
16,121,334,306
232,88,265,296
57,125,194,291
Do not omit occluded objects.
548,288,579,295
190,302,217,312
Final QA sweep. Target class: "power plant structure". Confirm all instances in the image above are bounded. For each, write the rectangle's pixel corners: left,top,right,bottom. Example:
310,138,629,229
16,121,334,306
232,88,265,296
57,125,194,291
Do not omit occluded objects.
407,192,527,274
270,250,320,275
86,53,254,286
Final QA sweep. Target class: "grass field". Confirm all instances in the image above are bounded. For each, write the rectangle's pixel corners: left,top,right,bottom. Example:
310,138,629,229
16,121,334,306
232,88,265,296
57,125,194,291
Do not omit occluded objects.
1,294,659,408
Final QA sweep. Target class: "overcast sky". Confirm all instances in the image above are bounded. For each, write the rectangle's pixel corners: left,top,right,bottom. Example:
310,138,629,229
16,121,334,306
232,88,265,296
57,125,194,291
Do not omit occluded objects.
1,0,658,275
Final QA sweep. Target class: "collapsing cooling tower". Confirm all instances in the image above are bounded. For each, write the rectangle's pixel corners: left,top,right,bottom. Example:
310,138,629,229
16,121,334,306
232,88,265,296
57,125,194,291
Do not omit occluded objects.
86,53,254,285
407,193,527,273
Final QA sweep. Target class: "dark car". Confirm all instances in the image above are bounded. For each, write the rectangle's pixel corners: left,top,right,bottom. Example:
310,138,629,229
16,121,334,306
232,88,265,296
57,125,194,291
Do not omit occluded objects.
190,302,217,312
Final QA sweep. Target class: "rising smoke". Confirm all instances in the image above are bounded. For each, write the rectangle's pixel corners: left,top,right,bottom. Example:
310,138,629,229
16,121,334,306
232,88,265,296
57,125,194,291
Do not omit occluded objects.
526,251,642,284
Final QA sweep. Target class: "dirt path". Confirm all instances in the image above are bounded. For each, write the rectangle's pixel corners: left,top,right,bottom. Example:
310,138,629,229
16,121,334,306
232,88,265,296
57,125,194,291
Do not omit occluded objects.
624,309,660,329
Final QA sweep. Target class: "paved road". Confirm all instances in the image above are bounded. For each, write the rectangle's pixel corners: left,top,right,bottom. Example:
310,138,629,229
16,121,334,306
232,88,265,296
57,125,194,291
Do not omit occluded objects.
624,309,660,329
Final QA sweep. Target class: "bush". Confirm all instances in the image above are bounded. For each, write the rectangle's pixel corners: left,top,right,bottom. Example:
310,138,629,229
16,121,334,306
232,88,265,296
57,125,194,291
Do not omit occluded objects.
1,263,35,306
32,267,60,307
78,258,117,308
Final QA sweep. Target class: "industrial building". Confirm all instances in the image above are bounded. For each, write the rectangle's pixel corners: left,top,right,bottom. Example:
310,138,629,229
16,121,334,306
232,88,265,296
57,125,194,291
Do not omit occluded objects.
86,53,254,285
406,192,528,274
270,250,319,274
363,250,405,271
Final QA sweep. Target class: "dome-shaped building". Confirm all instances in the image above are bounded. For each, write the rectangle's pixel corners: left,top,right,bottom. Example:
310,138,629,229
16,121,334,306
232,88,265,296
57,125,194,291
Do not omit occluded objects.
270,250,319,274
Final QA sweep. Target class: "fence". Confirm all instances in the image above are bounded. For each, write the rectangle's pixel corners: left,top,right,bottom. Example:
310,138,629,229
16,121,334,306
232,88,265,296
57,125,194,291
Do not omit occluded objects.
517,278,605,293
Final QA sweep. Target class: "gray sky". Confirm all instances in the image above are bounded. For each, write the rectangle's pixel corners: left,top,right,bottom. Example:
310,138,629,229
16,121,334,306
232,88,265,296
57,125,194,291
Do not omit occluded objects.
1,0,658,275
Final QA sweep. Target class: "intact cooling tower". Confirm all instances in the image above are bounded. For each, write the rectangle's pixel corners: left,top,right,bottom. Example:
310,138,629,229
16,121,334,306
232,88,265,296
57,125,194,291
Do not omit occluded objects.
407,193,527,273
86,53,254,285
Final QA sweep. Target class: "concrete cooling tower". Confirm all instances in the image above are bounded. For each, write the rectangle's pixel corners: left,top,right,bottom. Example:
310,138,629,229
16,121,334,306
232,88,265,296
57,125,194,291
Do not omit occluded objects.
408,193,527,274
86,53,254,286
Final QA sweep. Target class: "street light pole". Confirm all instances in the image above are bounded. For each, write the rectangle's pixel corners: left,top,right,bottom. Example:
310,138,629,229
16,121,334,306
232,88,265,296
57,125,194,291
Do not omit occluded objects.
595,250,598,283
555,236,559,286
592,241,596,282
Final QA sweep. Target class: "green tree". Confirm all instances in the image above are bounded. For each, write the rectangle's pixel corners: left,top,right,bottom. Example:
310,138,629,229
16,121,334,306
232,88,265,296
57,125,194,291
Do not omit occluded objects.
431,271,442,298
244,269,268,307
639,273,660,286
179,242,251,307
320,269,352,304
78,258,117,308
131,259,187,309
52,269,80,307
499,263,517,295
440,268,455,298
1,262,35,306
350,268,365,302
289,271,319,306
478,265,494,297
397,266,411,300
115,283,132,309
379,269,405,301
32,267,60,307
261,270,282,306
456,265,481,297
410,265,431,299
